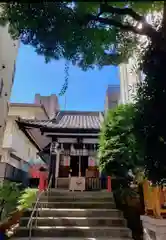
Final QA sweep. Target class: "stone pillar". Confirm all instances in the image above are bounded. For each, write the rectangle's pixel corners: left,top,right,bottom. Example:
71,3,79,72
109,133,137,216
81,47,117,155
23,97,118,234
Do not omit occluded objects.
48,153,56,188
55,151,60,188
141,215,166,240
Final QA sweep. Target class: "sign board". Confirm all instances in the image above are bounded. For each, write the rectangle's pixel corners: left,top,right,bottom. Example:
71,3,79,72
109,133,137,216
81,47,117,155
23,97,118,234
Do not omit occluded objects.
69,177,85,191
88,157,96,167
64,156,70,166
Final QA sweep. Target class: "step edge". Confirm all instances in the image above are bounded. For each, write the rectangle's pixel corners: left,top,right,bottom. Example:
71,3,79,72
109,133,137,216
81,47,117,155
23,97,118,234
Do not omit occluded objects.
38,202,115,204
21,217,125,220
18,226,130,230
28,208,120,211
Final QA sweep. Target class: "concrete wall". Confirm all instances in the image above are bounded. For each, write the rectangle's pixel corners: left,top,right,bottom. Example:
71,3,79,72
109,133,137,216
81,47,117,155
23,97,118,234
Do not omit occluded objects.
35,94,59,119
9,104,48,120
0,24,19,154
2,116,39,169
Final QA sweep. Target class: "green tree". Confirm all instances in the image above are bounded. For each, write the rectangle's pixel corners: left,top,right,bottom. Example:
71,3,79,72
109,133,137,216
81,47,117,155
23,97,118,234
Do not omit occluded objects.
133,39,166,184
0,2,163,70
0,182,21,221
1,2,166,181
98,104,143,178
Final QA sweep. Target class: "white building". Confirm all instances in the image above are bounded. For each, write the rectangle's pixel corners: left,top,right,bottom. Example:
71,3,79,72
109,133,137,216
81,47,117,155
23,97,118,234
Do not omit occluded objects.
119,58,142,104
0,102,50,183
0,94,59,183
104,85,120,112
0,24,19,156
119,12,161,104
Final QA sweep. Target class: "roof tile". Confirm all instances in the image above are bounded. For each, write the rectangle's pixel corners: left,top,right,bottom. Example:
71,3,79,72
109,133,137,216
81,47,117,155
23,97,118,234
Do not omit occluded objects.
18,111,103,130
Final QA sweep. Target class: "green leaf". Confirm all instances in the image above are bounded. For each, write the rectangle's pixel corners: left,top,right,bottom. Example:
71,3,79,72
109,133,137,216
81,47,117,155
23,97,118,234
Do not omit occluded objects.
98,104,144,177
0,2,162,71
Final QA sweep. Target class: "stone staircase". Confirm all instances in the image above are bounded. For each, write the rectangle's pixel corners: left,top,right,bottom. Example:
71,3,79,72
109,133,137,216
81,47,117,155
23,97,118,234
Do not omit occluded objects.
13,190,133,239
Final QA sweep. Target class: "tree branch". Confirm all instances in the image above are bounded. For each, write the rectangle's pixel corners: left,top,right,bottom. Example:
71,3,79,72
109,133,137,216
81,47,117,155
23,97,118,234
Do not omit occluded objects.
98,4,157,39
100,4,145,22
87,14,154,36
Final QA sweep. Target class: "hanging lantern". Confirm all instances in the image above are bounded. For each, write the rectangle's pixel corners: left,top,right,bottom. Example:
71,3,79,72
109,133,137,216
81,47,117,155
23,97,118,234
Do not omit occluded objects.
60,143,64,154
70,144,75,155
82,144,86,156
89,144,94,156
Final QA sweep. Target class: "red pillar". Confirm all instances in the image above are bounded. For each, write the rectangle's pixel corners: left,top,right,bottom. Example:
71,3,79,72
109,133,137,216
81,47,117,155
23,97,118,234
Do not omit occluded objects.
38,172,48,192
107,176,112,192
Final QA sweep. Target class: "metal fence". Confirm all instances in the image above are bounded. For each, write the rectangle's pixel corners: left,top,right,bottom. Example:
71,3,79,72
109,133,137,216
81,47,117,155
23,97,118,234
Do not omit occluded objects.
85,177,107,191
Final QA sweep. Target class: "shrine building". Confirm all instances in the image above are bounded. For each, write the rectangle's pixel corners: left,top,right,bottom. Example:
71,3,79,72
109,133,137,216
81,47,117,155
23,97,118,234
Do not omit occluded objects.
17,110,104,189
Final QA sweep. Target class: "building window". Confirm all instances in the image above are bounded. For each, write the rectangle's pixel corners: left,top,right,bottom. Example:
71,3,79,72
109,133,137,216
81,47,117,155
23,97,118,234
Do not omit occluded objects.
0,78,4,97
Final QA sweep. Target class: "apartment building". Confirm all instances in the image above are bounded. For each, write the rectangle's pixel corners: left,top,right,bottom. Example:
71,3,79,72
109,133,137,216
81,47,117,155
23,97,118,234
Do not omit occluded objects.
119,58,142,104
104,84,120,112
0,94,58,183
119,12,160,104
0,24,19,157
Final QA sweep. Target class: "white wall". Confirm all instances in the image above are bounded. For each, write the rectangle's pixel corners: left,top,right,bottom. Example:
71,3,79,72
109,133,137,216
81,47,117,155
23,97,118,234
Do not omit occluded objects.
0,24,19,154
2,117,39,169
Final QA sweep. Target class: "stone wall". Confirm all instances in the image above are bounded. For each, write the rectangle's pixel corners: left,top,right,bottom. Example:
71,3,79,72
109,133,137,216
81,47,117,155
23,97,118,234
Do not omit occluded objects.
141,215,166,240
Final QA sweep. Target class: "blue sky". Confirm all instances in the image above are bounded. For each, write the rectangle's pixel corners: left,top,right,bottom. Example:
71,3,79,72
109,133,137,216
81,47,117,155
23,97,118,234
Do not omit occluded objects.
10,43,119,111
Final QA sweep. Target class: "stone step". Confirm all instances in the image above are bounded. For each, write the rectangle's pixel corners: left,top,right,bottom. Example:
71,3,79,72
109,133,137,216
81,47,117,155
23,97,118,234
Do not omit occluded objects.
37,201,116,209
47,190,113,198
13,238,133,240
25,208,123,218
41,195,114,202
15,226,132,238
20,216,126,227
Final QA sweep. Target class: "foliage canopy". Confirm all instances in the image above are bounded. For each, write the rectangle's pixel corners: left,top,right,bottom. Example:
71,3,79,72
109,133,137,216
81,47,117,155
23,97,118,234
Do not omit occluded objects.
98,104,143,178
0,2,163,70
134,39,166,183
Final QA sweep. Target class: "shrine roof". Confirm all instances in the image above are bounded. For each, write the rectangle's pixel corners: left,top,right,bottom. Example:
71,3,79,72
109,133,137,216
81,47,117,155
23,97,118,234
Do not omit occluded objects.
17,111,104,130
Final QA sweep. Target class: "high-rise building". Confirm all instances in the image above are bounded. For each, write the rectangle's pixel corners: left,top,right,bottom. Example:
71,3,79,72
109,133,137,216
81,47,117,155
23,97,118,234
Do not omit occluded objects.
104,84,120,112
119,11,160,104
0,24,19,157
119,58,142,104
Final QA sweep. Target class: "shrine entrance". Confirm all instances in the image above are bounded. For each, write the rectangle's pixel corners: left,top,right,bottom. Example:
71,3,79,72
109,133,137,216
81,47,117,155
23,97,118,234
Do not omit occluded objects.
70,155,88,177
70,156,79,176
81,156,88,177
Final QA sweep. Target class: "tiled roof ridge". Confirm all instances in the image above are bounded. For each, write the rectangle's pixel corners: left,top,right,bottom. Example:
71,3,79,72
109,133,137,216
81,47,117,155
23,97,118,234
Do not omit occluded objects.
59,110,101,114
17,110,104,130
